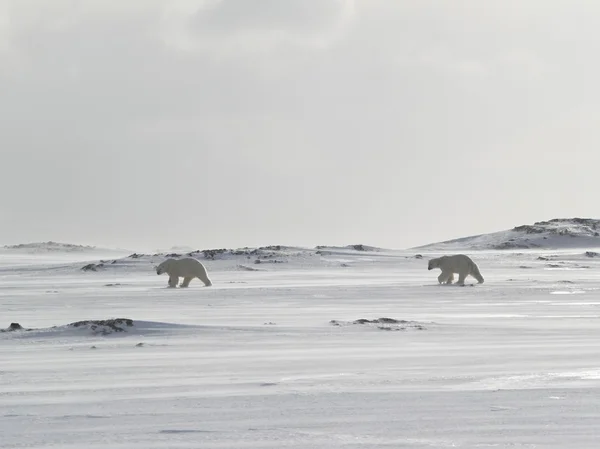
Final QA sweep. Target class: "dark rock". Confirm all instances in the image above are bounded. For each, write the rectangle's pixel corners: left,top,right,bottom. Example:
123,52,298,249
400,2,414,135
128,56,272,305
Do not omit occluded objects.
330,318,425,331
1,322,32,332
513,225,545,234
353,317,406,325
493,241,538,250
259,245,282,251
4,322,23,332
69,318,134,335
81,263,103,272
201,248,228,260
585,251,599,258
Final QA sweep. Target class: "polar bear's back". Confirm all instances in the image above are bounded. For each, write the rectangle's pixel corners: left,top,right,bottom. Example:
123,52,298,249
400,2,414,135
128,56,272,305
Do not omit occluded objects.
440,254,473,270
171,257,206,277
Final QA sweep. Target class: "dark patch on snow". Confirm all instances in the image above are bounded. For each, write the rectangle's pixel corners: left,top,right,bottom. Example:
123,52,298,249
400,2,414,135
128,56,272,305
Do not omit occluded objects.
68,318,134,335
259,245,284,251
237,265,261,271
330,318,426,331
254,259,285,264
188,246,292,261
585,251,599,258
81,263,104,271
494,241,539,250
513,225,545,234
1,323,31,333
128,253,145,259
198,249,228,259
353,317,405,324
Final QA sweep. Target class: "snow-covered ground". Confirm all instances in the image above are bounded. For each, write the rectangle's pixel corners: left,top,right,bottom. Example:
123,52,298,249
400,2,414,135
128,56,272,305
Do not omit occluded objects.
2,243,600,448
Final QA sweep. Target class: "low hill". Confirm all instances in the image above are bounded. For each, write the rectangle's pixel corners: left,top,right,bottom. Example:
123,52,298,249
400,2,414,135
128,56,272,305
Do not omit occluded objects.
413,218,600,251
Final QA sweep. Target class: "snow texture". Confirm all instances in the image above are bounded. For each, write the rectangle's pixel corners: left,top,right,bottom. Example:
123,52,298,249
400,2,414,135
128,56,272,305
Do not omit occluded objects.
2,230,600,448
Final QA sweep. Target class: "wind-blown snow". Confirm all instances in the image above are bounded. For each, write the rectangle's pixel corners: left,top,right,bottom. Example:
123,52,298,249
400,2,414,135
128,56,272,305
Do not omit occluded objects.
2,241,600,448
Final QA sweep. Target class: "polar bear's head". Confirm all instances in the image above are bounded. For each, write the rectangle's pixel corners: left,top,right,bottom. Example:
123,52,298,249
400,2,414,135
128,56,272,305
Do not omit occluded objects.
156,259,174,275
427,258,440,271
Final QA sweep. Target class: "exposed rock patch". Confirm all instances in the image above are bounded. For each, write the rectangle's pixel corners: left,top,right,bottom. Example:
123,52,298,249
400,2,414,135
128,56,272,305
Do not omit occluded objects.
1,323,30,333
330,317,427,331
68,318,134,335
81,263,105,272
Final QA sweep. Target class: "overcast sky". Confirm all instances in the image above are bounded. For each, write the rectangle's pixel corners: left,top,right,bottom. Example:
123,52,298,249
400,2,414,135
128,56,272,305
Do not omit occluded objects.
1,0,599,251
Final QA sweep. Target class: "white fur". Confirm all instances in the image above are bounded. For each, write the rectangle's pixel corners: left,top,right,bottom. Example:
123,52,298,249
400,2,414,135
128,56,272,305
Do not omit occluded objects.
427,254,484,286
156,258,212,288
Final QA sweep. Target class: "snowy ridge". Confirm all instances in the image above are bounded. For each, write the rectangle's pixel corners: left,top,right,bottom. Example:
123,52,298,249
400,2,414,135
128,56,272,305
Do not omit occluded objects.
0,319,196,338
413,218,600,251
1,241,127,254
76,244,397,274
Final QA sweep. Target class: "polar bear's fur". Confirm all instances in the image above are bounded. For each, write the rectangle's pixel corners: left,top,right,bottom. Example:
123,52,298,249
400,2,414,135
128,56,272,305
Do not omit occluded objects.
156,258,212,288
427,254,484,286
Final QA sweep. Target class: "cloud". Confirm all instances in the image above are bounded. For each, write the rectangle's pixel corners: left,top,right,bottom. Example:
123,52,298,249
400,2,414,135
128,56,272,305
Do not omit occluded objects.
161,0,355,54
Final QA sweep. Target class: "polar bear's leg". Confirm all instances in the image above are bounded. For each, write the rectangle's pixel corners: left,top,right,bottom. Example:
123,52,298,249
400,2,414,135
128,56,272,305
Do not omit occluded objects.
438,271,452,284
446,273,454,284
168,275,179,288
456,271,468,286
197,273,212,287
180,276,193,288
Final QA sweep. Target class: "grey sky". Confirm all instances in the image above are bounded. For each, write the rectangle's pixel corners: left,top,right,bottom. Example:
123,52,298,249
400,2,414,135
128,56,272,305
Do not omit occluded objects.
1,0,599,251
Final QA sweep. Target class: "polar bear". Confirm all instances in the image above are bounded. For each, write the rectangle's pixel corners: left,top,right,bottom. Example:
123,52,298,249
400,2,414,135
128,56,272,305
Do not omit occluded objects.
156,258,212,288
427,254,484,286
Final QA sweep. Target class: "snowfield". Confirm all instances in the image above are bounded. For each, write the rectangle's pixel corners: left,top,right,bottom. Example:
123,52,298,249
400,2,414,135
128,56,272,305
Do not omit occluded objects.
2,241,600,448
